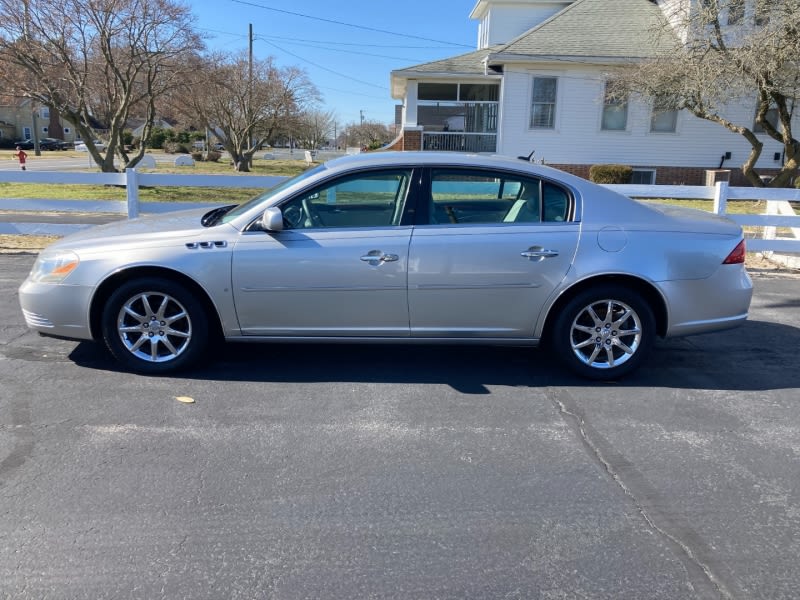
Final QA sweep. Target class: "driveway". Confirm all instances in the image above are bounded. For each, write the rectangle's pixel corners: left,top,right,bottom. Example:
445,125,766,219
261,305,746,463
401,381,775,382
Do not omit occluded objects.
1,254,799,599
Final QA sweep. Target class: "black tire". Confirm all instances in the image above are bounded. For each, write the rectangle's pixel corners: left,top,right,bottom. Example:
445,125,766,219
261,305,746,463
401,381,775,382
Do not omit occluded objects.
551,285,655,380
101,277,209,374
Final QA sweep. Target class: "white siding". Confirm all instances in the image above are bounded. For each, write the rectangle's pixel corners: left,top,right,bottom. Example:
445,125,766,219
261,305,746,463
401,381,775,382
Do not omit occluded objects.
497,64,792,174
657,0,691,43
477,2,571,47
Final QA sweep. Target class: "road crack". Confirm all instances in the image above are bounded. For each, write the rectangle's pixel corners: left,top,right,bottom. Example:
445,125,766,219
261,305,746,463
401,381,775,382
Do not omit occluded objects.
549,388,742,600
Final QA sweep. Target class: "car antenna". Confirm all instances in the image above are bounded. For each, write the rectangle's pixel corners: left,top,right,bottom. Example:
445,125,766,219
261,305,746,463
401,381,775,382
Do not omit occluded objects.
517,150,535,162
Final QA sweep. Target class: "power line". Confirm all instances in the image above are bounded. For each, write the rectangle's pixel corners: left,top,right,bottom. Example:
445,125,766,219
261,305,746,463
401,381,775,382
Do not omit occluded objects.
230,0,473,48
260,34,463,50
260,39,388,91
254,35,424,63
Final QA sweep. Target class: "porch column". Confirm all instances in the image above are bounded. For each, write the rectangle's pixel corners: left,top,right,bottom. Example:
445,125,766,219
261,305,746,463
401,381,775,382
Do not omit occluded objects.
405,80,419,127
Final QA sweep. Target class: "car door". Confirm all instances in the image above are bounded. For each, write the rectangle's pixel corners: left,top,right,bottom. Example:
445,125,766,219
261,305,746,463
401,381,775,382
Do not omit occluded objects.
407,167,580,338
231,168,415,337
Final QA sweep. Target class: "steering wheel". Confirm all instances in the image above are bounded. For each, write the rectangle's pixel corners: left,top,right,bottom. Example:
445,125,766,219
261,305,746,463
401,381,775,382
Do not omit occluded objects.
282,204,303,229
302,197,324,228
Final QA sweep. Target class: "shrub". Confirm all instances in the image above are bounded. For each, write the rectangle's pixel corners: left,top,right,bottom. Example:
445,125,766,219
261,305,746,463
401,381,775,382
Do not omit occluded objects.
589,164,633,184
163,141,190,154
191,151,204,161
206,150,221,162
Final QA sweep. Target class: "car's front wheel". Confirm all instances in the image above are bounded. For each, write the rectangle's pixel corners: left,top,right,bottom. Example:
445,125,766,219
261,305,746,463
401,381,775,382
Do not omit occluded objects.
101,277,209,374
552,285,655,380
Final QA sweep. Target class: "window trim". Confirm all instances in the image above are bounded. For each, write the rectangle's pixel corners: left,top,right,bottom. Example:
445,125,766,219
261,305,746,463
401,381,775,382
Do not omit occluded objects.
631,169,657,185
530,76,558,130
650,98,679,133
601,81,628,132
423,166,575,226
273,167,418,231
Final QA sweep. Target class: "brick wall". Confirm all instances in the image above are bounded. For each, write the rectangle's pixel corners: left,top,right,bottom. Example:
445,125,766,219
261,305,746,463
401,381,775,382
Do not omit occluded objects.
381,138,788,187
549,164,786,186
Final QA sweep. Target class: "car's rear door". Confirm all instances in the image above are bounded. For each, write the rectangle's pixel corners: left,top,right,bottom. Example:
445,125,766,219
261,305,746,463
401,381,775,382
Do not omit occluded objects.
407,167,580,339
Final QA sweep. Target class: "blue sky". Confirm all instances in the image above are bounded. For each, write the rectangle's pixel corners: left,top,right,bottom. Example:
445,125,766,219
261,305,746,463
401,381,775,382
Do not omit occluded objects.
190,0,478,128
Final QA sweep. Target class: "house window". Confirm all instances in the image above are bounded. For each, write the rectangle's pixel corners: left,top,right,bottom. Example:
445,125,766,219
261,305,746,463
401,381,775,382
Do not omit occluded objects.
631,169,656,185
601,82,627,131
419,83,458,101
530,77,557,129
754,105,779,133
459,84,499,102
40,107,50,119
650,97,678,132
727,0,744,24
42,127,48,134
23,127,31,140
64,127,71,134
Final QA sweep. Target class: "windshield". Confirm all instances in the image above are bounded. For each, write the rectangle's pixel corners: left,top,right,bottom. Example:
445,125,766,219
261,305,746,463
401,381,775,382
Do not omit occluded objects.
220,163,329,224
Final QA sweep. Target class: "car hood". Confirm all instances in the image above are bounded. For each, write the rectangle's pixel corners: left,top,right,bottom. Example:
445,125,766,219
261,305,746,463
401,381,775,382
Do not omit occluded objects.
46,207,223,252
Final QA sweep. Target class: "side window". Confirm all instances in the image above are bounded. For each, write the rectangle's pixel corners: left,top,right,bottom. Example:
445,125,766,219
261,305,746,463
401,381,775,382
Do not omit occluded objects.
543,182,569,222
280,170,412,230
429,169,544,225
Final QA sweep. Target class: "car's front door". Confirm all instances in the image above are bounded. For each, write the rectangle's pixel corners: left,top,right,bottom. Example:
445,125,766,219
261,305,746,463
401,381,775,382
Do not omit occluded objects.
232,169,415,337
407,168,580,338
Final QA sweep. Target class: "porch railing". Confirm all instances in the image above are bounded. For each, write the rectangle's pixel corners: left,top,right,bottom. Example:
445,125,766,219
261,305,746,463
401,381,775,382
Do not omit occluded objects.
422,132,497,153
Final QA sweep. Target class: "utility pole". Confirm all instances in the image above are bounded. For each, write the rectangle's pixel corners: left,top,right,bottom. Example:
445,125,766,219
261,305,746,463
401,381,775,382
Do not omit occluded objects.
248,23,254,162
360,110,365,126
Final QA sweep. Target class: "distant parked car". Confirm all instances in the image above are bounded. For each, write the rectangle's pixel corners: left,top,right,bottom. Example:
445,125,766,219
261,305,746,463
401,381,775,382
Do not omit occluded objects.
13,138,67,151
74,140,107,152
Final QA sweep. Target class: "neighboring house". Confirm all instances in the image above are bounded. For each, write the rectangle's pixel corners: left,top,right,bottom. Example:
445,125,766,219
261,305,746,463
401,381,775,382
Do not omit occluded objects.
389,0,791,185
0,97,79,145
128,118,174,140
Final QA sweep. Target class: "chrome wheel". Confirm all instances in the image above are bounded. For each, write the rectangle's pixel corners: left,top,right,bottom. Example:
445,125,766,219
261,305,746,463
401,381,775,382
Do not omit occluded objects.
552,285,655,380
103,278,210,373
116,291,192,363
569,298,642,369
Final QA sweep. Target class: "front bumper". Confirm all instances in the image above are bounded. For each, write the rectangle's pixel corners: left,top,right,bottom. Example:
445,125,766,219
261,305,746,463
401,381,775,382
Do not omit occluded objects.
18,279,95,341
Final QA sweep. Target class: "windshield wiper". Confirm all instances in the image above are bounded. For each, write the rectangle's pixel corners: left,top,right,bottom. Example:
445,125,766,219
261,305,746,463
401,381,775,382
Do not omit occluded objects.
201,204,238,227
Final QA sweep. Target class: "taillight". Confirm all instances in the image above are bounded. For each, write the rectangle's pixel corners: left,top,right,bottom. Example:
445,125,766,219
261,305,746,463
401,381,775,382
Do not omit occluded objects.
723,239,746,264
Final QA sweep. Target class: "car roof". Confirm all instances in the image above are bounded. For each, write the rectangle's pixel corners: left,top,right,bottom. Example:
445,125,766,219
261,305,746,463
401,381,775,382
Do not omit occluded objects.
325,151,568,177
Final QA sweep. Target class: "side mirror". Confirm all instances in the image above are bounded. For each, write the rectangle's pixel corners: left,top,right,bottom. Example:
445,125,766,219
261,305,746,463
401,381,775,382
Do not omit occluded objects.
260,207,284,232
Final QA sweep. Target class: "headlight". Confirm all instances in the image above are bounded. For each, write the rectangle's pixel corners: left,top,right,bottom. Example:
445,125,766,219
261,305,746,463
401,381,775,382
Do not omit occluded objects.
29,250,80,283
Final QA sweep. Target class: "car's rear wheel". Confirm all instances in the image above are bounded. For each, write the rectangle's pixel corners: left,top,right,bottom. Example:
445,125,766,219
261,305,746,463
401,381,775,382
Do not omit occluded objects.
101,278,209,374
552,285,655,380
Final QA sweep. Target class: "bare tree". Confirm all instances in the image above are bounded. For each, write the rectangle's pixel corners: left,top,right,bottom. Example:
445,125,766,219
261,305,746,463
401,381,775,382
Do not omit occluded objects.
345,120,393,151
0,0,203,172
180,52,319,172
294,109,336,151
614,0,800,187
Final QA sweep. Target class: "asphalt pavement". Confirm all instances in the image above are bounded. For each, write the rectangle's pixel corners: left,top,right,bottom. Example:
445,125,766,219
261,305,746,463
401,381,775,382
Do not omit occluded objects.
1,254,799,599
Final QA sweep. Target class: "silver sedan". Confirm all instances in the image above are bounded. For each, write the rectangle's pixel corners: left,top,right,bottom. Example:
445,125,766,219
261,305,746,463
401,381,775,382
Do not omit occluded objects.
19,152,752,379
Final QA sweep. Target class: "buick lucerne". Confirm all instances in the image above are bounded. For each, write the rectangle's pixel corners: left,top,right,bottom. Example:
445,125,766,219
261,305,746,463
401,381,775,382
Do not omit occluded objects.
19,152,753,379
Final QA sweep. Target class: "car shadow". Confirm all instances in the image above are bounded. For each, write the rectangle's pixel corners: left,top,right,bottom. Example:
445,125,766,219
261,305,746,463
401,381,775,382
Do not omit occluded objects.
68,318,800,392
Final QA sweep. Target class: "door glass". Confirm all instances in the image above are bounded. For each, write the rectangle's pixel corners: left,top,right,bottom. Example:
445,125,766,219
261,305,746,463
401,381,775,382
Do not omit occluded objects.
281,170,412,229
430,169,549,224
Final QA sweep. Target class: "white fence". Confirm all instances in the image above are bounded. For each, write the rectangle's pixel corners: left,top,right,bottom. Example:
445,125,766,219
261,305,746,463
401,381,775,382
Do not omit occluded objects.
1,170,798,255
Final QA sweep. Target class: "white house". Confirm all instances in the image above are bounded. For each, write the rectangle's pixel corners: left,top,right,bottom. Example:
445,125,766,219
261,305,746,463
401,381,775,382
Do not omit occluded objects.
389,0,790,185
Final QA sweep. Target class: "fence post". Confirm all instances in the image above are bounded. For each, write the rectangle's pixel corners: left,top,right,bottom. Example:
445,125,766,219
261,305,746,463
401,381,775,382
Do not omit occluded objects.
712,180,729,215
125,168,139,219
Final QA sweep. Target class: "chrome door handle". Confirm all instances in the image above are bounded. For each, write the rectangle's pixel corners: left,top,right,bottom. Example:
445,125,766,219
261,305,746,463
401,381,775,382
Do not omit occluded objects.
360,250,399,265
521,247,559,261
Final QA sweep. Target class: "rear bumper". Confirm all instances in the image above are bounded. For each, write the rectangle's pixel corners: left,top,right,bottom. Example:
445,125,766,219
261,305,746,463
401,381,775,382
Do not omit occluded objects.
661,266,753,337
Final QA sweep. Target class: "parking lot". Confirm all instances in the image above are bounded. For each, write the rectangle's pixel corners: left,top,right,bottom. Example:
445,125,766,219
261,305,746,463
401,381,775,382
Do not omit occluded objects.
1,253,799,599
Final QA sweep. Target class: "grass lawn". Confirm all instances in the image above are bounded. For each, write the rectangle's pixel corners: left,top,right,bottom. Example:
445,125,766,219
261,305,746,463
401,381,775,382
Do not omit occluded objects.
0,152,311,204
